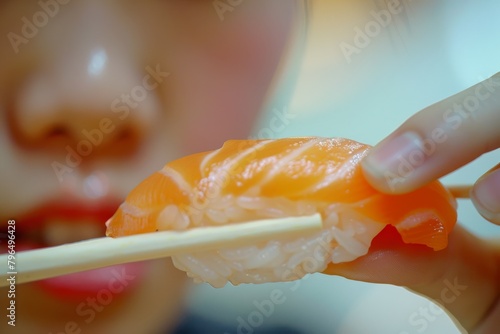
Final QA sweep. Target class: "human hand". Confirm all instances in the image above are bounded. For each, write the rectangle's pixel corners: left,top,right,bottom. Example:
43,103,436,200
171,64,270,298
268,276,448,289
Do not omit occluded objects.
325,74,500,333
361,73,500,225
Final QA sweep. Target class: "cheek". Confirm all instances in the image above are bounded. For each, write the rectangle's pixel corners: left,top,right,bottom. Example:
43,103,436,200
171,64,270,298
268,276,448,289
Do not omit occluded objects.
174,3,298,153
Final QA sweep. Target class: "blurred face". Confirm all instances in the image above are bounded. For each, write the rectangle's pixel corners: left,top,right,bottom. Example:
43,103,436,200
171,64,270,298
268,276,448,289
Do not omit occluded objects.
0,1,301,333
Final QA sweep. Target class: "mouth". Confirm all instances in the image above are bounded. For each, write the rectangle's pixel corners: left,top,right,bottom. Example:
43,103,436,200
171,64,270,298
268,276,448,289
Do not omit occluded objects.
1,199,147,301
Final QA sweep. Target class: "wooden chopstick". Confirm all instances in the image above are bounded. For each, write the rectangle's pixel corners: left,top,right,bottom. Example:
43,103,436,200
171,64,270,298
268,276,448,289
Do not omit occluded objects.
446,185,472,199
0,214,322,286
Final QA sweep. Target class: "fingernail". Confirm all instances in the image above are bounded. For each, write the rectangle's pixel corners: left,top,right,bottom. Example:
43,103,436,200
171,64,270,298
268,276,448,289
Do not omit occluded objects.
472,168,500,224
362,132,426,191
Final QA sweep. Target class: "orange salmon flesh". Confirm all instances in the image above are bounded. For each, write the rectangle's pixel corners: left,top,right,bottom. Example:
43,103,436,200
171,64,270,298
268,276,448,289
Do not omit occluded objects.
106,137,457,253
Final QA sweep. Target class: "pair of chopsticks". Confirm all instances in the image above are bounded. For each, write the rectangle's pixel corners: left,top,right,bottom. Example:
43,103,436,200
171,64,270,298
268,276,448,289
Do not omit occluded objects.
447,185,472,199
0,214,323,286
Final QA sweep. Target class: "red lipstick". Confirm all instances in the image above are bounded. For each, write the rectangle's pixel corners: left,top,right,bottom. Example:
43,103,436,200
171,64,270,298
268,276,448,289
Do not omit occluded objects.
2,197,147,301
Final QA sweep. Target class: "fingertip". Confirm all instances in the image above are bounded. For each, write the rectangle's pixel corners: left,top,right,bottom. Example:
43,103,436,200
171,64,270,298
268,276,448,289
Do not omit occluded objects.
471,167,500,225
361,158,395,193
361,132,426,194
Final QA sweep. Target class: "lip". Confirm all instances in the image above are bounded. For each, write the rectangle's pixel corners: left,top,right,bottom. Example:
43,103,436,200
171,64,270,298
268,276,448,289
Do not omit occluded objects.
1,196,147,301
12,197,122,233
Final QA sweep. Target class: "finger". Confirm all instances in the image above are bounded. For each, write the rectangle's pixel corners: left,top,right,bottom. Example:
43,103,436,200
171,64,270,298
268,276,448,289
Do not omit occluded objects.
471,164,500,225
362,72,500,194
323,226,448,286
323,225,499,331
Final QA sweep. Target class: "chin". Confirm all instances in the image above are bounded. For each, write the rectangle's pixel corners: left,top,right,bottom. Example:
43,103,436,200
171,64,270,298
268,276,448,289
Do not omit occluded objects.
0,259,188,334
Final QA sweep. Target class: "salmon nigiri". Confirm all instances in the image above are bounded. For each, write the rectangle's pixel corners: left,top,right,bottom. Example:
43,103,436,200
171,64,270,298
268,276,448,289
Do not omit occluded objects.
106,137,457,287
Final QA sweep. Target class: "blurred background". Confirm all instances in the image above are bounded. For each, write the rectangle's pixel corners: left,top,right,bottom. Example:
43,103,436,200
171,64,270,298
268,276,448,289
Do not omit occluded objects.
185,0,500,333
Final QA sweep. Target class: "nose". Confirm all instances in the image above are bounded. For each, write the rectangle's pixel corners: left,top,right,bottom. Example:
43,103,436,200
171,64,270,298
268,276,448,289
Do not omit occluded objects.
8,47,161,158
5,2,164,161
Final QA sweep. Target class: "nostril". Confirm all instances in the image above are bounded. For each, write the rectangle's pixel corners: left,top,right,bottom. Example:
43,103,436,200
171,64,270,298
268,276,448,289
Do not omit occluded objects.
110,127,141,156
116,127,134,143
46,125,68,140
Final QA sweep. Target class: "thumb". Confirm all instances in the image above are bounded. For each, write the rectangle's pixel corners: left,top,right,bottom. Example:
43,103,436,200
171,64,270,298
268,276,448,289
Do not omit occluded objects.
361,72,500,194
471,164,500,225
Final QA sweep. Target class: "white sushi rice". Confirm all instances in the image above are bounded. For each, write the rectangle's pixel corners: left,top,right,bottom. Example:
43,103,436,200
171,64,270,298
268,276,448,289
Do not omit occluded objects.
168,196,387,288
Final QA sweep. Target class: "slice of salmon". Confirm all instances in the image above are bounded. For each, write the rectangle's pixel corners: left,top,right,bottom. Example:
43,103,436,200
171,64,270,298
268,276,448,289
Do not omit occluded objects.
106,137,457,252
